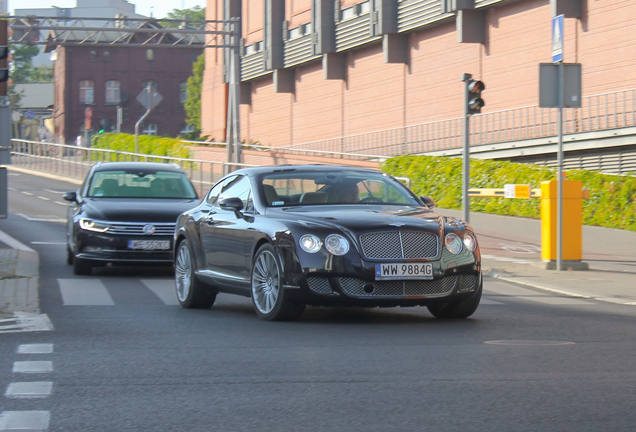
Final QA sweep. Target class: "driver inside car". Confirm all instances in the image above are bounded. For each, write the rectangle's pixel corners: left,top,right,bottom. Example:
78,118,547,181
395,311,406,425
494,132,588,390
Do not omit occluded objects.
338,181,360,203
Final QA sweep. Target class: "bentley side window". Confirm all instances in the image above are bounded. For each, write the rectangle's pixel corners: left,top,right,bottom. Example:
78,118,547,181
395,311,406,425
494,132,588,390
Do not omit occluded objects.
218,176,251,209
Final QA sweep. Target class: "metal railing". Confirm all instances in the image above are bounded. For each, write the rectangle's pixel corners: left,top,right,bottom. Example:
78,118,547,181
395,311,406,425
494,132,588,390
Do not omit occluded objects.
9,140,256,197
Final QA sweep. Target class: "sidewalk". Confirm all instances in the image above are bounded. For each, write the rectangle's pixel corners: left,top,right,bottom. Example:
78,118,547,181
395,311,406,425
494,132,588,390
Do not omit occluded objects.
0,231,40,318
0,208,635,315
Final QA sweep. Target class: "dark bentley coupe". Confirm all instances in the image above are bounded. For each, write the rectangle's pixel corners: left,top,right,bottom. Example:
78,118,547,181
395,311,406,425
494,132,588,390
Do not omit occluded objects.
174,165,482,321
63,162,200,275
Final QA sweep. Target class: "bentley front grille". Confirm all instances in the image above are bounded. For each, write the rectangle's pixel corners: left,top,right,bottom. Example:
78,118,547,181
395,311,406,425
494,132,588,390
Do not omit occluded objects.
307,277,333,294
359,231,439,259
458,274,478,292
339,276,457,298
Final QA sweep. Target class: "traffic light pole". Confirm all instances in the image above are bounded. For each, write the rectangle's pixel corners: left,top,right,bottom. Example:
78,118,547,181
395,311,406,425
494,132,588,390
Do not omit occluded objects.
461,73,471,224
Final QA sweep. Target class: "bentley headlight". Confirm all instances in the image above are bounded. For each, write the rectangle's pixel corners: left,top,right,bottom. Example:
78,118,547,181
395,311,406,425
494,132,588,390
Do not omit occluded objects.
79,219,110,233
325,234,349,256
463,233,477,251
445,233,463,254
299,234,322,253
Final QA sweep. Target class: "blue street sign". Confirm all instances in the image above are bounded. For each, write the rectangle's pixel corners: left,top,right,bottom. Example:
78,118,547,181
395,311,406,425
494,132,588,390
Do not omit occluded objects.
552,14,564,63
25,110,36,120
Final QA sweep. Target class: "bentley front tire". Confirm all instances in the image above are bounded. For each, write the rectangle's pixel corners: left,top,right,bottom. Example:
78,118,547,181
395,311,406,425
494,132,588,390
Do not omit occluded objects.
175,239,217,309
251,244,305,321
427,275,482,319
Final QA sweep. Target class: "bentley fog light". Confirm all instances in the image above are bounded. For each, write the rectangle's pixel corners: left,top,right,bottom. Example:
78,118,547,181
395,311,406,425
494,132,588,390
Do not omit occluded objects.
445,233,463,254
299,234,322,253
79,219,110,233
325,234,349,256
463,233,477,251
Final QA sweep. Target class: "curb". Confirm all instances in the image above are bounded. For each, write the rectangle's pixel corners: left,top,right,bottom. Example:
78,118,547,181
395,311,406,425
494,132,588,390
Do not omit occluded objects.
0,231,40,317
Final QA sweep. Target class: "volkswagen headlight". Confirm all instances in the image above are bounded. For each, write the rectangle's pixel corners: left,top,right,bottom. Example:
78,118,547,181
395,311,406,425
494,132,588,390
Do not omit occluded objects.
79,219,110,233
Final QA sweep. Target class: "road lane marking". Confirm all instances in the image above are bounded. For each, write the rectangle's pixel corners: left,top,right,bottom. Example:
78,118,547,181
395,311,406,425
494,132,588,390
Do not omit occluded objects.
58,279,115,306
44,189,64,194
517,296,593,305
16,213,66,223
55,201,67,205
17,344,54,354
31,242,66,245
20,191,34,196
12,361,53,374
142,279,179,305
0,411,50,430
5,382,53,399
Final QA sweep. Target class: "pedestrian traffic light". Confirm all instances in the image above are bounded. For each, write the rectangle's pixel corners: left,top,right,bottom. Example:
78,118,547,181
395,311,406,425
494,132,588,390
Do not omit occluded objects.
99,118,108,133
466,79,485,114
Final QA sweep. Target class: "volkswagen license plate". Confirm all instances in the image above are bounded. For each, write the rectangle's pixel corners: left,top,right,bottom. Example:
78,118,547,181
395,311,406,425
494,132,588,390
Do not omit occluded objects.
128,240,171,250
375,263,433,280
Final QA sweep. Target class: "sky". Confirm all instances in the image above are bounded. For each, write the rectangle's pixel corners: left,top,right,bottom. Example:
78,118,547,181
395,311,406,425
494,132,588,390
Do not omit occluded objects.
9,0,206,19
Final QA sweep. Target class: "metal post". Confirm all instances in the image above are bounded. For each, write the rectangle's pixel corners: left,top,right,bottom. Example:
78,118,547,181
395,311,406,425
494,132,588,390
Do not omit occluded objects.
556,61,564,271
225,18,241,172
461,73,471,223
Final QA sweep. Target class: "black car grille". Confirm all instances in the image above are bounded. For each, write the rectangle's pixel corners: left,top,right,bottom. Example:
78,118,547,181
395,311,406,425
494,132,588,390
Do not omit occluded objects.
107,222,175,235
308,277,333,294
458,274,479,293
359,231,439,259
339,276,457,298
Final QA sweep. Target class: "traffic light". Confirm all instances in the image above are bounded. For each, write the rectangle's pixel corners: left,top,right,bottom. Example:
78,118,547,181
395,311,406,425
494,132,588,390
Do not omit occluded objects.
99,118,108,133
0,46,7,83
466,79,485,114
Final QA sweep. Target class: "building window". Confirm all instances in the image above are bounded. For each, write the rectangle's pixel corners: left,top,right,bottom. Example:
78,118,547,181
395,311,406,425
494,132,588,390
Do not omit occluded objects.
180,124,195,135
143,124,158,135
179,82,187,105
79,80,94,104
142,80,158,91
105,80,121,105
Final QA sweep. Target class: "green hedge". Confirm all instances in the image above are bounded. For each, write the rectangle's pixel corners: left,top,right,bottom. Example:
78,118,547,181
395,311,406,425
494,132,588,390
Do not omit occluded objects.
382,155,636,231
90,133,193,160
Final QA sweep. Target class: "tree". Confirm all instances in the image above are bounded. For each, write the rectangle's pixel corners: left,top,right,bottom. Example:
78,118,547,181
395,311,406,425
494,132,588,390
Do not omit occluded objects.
162,7,206,28
9,44,53,84
183,53,205,139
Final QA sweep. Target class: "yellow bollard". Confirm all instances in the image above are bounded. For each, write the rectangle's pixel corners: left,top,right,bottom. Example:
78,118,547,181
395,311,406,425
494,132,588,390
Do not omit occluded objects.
540,180,588,270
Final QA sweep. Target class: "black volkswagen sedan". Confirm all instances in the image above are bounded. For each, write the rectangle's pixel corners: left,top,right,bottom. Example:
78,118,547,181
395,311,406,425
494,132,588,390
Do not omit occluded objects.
64,162,200,275
174,165,482,321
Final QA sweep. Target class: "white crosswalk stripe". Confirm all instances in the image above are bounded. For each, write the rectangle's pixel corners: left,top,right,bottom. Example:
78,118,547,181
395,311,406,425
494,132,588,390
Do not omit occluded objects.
141,279,180,305
58,278,115,306
53,278,598,307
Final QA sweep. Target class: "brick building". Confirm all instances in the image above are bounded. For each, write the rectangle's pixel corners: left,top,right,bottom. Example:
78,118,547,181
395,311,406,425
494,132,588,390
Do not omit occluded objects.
200,0,636,157
49,36,202,144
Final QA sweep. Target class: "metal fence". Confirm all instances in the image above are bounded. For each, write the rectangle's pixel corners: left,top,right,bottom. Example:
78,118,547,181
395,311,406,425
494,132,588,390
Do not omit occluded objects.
277,88,636,158
9,140,256,196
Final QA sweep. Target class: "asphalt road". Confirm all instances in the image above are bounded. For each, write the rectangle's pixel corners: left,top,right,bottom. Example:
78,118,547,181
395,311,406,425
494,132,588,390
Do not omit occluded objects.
1,171,636,432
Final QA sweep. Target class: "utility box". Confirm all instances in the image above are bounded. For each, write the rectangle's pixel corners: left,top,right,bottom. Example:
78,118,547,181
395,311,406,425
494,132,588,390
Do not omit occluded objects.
540,180,586,264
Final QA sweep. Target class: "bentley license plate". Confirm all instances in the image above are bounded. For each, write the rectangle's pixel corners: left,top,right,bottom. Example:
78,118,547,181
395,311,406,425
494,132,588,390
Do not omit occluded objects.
128,240,171,250
375,263,433,280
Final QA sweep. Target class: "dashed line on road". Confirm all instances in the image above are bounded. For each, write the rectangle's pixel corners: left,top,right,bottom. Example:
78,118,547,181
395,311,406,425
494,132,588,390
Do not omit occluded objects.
37,196,51,201
20,191,34,196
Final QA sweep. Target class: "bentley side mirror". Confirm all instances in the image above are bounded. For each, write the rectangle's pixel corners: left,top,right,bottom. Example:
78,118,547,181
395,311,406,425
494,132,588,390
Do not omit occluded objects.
419,196,435,209
219,197,244,214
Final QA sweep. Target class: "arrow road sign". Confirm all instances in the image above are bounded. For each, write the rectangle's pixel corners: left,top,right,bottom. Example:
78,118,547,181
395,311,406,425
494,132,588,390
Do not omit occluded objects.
136,87,163,110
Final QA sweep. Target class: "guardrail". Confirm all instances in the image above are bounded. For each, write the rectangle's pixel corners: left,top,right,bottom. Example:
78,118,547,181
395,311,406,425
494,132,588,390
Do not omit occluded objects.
9,139,256,197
